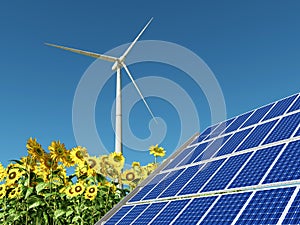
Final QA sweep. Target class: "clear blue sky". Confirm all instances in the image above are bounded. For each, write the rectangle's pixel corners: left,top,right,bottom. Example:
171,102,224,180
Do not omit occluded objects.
0,1,299,167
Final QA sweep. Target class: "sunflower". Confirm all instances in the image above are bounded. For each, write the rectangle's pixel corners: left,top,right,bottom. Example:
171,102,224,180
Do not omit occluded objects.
149,144,166,157
132,162,140,167
73,182,85,196
0,184,6,199
121,169,137,185
86,156,99,171
40,153,58,171
49,140,67,162
62,150,75,167
84,185,97,200
6,168,23,185
20,156,36,171
8,185,22,199
70,147,88,165
65,186,76,198
0,163,6,181
108,152,125,169
105,182,117,193
100,161,119,179
26,137,45,160
144,163,158,175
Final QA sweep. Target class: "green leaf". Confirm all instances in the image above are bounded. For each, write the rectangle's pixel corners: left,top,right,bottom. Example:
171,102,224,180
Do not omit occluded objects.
28,200,42,209
9,159,23,165
43,211,49,224
25,187,34,199
36,182,49,194
54,209,65,219
72,215,81,223
66,210,73,217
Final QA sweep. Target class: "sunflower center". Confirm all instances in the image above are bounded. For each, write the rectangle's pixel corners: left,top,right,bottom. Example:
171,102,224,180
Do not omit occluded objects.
9,171,17,179
88,159,96,168
10,190,16,195
89,187,95,193
0,187,3,191
76,151,84,160
68,188,74,194
126,172,135,181
113,156,122,163
57,147,64,155
75,186,82,192
36,148,44,156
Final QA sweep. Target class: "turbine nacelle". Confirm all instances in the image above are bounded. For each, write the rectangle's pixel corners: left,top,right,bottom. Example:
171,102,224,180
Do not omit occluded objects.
111,57,125,71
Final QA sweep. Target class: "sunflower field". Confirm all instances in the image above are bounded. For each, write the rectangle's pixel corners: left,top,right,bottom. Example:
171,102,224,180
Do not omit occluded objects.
0,138,165,224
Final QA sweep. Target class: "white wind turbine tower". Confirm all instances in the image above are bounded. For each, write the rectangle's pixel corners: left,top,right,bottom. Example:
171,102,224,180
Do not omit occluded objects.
45,18,156,155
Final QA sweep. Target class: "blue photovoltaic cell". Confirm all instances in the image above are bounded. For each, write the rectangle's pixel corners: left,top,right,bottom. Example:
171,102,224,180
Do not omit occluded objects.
177,141,211,167
283,189,300,224
214,128,252,157
104,206,133,225
132,202,167,225
288,95,300,112
263,140,300,184
237,120,278,151
129,173,168,202
172,196,217,225
178,159,225,196
149,199,190,225
159,164,202,198
263,95,297,121
162,146,195,171
223,111,253,134
263,112,300,144
193,135,231,162
206,118,235,139
200,192,251,225
116,204,149,225
143,169,184,200
229,145,284,189
201,153,251,192
241,103,274,128
236,187,295,225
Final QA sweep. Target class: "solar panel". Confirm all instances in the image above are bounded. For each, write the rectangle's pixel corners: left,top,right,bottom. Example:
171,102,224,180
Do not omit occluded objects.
241,103,274,128
235,187,295,224
172,196,217,224
222,111,253,134
282,188,300,224
262,94,298,121
201,153,251,192
263,112,300,144
96,93,300,225
200,192,252,224
288,95,300,112
149,199,190,224
229,144,284,188
236,120,278,151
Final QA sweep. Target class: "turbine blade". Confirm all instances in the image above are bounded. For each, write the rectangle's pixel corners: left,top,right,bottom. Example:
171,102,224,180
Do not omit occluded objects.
122,63,157,123
120,18,153,61
45,43,118,62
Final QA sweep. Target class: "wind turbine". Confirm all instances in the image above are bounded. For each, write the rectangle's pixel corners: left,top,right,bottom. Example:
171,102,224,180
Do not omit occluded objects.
45,18,156,155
